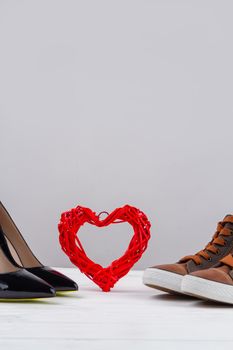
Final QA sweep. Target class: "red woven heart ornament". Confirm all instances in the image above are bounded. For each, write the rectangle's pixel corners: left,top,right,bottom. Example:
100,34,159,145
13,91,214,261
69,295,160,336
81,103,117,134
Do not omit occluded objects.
58,205,151,292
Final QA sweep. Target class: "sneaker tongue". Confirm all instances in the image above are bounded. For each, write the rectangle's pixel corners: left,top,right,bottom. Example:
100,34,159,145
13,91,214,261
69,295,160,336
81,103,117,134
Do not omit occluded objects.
224,222,233,230
222,215,233,230
224,214,233,219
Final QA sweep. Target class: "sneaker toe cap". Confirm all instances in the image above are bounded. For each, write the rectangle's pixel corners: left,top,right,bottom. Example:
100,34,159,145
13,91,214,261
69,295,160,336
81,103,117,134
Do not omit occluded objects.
153,263,187,275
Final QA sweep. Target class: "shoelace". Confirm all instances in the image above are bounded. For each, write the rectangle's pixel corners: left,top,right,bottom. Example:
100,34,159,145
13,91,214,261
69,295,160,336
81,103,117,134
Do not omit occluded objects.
180,217,233,265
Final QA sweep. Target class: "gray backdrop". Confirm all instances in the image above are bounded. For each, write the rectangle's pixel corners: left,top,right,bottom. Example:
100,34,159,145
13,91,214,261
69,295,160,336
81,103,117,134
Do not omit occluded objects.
1,0,233,269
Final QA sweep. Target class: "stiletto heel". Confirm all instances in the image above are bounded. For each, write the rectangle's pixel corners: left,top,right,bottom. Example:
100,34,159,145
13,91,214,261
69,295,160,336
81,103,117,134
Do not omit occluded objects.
0,202,78,292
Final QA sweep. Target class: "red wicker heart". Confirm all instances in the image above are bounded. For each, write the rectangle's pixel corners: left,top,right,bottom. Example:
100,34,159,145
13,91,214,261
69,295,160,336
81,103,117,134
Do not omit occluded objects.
58,205,151,291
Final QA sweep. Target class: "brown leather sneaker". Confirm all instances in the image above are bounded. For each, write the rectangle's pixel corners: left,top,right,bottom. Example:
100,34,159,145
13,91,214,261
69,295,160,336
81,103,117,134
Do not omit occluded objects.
143,215,233,294
181,254,233,304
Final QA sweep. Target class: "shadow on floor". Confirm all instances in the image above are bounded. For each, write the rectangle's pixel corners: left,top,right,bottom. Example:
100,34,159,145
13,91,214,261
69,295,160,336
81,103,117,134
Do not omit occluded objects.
56,291,81,299
194,300,233,309
153,293,233,308
151,293,196,302
0,299,58,305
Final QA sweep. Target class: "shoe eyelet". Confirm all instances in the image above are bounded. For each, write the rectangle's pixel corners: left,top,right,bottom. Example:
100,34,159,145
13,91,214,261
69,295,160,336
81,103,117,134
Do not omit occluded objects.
216,249,220,255
208,257,212,261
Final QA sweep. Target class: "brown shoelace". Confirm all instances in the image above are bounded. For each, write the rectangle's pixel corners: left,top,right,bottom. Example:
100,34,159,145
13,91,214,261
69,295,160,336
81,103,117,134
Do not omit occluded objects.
180,217,233,265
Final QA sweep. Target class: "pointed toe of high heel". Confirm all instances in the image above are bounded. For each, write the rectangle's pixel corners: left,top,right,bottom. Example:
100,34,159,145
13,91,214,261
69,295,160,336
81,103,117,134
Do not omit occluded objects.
0,269,56,299
27,266,78,292
0,202,79,294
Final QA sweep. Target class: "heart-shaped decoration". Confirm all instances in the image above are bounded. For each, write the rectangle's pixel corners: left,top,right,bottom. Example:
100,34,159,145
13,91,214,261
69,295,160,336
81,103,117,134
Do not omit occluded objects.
58,205,151,291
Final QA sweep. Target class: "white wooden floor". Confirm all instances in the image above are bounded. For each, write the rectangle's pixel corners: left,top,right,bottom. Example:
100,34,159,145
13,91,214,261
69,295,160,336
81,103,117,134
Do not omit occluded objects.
0,268,232,350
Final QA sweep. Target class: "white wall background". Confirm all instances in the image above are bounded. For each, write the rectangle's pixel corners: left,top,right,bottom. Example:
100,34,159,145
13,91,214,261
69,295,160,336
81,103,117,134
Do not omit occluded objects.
1,0,233,270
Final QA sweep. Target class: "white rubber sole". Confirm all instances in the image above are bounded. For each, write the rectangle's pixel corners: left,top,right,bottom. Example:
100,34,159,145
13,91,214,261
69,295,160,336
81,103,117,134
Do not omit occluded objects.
182,275,233,304
143,268,183,294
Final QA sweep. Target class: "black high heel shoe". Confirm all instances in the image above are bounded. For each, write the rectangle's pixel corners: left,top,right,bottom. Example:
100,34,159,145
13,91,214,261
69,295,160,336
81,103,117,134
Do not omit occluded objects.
0,229,55,299
0,202,78,292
